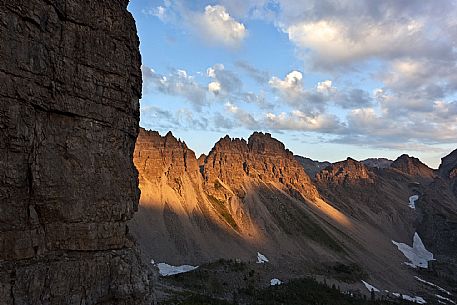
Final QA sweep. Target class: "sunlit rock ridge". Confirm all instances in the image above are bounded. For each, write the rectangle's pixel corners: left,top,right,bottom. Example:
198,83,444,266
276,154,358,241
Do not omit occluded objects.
132,128,457,296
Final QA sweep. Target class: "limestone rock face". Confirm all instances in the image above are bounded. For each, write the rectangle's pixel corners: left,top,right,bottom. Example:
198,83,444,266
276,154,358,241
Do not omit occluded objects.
439,149,457,179
391,154,436,180
203,132,318,199
132,130,344,267
294,155,331,179
316,158,374,186
133,129,457,294
0,1,153,304
439,149,457,197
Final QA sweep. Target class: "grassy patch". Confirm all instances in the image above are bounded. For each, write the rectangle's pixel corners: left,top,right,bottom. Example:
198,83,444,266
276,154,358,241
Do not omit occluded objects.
207,194,239,231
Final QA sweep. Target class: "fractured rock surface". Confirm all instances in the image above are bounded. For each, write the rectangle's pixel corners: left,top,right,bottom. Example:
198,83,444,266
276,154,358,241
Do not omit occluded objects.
0,1,153,304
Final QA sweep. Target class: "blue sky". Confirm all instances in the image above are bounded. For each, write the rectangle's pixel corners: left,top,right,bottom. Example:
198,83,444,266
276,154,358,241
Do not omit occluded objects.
128,0,457,168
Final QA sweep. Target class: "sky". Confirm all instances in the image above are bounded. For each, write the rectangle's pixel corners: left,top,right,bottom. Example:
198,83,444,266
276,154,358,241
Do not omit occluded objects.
127,0,457,168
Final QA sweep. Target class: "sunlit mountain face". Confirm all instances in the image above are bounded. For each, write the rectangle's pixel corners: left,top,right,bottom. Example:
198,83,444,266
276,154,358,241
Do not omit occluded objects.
131,128,457,303
125,1,457,304
129,0,457,169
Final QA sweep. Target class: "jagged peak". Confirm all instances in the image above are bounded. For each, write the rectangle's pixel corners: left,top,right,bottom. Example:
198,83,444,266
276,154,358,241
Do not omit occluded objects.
248,132,287,154
439,148,457,179
138,128,188,149
361,158,393,169
390,153,435,178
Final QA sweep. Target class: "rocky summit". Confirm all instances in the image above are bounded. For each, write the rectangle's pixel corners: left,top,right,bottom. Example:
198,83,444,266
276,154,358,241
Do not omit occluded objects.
133,128,457,301
0,1,154,304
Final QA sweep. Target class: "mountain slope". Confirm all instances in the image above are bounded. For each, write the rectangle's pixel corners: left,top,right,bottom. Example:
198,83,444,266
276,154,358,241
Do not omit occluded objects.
131,128,457,298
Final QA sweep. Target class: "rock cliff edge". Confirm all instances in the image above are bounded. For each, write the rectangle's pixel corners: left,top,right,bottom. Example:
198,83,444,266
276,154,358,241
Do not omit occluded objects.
0,1,154,304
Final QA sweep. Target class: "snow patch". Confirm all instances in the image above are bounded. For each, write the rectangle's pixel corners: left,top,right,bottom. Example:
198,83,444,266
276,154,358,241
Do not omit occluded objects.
404,262,418,268
361,280,380,292
257,252,269,263
156,262,198,276
415,276,452,296
270,278,282,286
392,232,434,268
393,293,427,304
436,294,456,305
409,195,419,209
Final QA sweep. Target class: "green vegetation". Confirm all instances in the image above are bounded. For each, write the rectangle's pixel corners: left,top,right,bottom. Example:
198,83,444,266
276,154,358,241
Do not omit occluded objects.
159,260,418,305
251,277,413,305
160,274,416,305
207,194,239,231
214,180,224,190
328,263,368,283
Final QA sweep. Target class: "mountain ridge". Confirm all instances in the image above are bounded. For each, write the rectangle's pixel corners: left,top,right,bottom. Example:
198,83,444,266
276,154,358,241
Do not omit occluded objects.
131,128,457,299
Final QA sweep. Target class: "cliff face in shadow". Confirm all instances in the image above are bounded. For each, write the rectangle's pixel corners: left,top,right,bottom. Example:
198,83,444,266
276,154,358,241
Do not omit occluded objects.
0,1,154,304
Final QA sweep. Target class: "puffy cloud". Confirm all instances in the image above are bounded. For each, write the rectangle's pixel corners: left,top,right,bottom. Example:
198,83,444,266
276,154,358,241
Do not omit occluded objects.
143,0,173,22
192,5,247,48
286,19,427,66
269,72,372,112
341,106,457,146
208,81,221,95
316,80,333,94
335,88,372,109
224,102,259,129
141,65,207,110
207,64,242,94
269,70,303,93
140,105,208,131
265,111,343,133
273,1,457,67
268,71,323,113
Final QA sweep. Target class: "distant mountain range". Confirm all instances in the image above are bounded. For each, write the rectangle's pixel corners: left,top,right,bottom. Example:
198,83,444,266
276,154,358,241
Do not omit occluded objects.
130,128,457,301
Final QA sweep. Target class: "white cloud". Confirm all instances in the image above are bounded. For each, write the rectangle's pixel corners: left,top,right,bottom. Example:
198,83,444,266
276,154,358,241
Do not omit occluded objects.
224,102,259,128
269,70,303,92
316,80,333,94
142,66,208,110
206,63,242,94
286,19,427,66
208,81,222,95
265,110,343,132
264,1,457,69
192,5,247,48
269,71,309,109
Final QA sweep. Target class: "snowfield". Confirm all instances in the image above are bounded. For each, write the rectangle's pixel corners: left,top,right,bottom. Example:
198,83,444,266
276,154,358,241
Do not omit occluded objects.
257,252,269,263
270,278,282,286
155,262,198,276
361,280,380,292
408,195,419,209
436,294,456,305
392,293,426,304
415,276,452,296
392,232,434,268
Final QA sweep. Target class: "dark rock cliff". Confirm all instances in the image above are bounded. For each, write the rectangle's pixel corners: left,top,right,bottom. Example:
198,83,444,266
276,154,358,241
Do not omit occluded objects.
0,1,154,304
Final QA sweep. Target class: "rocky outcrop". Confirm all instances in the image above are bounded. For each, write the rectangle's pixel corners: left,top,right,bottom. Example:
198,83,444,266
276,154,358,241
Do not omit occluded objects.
439,149,457,197
0,1,153,304
317,158,374,186
315,158,417,237
439,149,457,179
132,130,347,266
391,154,436,181
203,132,318,199
294,155,331,179
130,129,253,264
362,158,393,169
133,130,457,295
